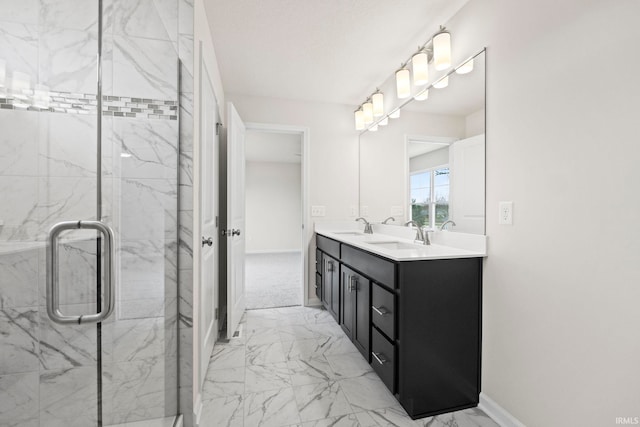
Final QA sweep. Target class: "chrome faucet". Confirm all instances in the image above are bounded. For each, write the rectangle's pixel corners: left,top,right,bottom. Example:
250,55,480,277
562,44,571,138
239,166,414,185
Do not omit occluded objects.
355,217,373,234
440,220,457,231
404,220,430,245
381,216,395,225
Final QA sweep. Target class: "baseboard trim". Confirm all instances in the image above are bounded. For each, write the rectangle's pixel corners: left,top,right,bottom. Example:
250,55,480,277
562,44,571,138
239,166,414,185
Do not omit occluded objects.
174,414,184,427
306,297,322,307
193,393,203,427
245,249,301,255
479,393,527,427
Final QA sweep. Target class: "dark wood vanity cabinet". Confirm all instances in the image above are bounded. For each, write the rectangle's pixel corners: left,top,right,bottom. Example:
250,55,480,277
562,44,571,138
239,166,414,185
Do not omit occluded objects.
316,233,482,420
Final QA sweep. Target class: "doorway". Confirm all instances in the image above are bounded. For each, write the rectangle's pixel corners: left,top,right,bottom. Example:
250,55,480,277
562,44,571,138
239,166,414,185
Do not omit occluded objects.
244,129,304,309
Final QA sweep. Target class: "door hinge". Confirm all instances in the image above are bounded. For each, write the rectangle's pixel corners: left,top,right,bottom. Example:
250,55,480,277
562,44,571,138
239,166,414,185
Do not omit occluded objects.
215,216,218,228
215,308,219,320
216,122,222,135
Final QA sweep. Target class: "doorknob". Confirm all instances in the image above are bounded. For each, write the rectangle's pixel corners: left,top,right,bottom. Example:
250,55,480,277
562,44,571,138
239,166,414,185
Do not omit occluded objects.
202,236,213,247
231,229,241,236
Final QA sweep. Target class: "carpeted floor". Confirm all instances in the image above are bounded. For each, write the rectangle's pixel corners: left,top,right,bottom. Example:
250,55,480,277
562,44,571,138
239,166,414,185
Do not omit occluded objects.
245,251,302,309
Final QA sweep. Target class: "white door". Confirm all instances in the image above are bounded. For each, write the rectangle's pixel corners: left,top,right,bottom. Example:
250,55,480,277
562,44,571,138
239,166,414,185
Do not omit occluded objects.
226,102,247,338
199,63,219,387
449,134,485,234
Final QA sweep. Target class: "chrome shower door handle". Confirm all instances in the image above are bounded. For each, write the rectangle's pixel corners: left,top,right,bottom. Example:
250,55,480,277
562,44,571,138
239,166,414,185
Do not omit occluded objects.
46,220,115,325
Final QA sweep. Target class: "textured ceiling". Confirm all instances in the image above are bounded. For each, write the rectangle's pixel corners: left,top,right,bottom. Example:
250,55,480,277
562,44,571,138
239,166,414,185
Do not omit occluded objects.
205,0,471,107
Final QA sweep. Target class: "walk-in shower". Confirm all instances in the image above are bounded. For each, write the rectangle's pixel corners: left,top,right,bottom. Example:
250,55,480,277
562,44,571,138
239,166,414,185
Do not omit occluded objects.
0,1,185,425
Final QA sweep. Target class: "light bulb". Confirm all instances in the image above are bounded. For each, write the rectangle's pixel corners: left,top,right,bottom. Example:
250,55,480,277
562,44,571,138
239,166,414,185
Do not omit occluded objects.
414,89,429,101
433,75,448,89
395,68,410,99
433,31,451,71
362,101,373,124
411,51,429,86
456,58,474,74
389,109,401,119
355,109,365,130
372,92,384,117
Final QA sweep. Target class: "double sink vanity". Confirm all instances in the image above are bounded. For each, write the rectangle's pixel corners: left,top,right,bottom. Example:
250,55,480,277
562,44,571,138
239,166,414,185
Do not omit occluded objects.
314,223,487,419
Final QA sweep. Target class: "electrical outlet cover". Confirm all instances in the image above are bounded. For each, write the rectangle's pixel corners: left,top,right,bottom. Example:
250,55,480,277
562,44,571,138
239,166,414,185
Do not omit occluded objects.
499,201,513,225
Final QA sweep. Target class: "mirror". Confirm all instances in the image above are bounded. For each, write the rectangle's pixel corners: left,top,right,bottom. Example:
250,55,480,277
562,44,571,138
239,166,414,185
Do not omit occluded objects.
359,50,485,234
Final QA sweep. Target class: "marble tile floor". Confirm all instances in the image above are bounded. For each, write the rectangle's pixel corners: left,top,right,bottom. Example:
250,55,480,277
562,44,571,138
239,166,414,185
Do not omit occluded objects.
199,305,499,427
245,252,303,310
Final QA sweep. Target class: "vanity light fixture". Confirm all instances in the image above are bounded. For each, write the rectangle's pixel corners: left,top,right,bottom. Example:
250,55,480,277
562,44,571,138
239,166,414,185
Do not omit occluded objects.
362,100,374,124
433,75,449,89
354,109,365,130
378,116,389,126
372,91,384,117
433,28,451,70
411,49,429,86
353,25,459,131
414,89,429,101
369,124,378,132
455,58,474,74
395,66,411,99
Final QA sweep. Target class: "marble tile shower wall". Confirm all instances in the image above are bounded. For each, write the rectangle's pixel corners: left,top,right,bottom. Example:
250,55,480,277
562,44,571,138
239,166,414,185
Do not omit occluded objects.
0,0,194,425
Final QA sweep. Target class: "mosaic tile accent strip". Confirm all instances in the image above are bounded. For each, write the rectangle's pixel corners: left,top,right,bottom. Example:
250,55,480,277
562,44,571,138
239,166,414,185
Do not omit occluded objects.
0,89,178,120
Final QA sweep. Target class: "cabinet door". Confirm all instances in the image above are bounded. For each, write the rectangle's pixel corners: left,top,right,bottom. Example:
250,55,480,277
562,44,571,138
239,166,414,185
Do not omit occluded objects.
340,266,355,338
330,262,340,320
323,255,339,320
340,266,370,360
353,273,370,360
321,254,330,308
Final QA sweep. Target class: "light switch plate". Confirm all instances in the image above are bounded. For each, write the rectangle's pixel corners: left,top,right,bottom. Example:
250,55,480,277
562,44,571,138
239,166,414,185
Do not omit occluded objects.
311,205,326,217
349,206,358,217
391,206,403,216
360,206,369,216
499,201,513,225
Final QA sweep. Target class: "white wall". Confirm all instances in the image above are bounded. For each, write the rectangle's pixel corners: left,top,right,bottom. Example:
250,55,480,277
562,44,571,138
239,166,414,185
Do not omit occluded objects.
245,161,301,253
465,108,485,137
444,0,640,426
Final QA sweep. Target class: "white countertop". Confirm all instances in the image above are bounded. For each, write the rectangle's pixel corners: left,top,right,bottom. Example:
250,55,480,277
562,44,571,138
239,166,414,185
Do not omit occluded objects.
315,222,487,261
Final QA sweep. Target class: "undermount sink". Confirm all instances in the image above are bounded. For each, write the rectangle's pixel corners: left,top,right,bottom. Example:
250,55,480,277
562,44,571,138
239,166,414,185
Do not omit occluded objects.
333,231,365,236
367,241,420,250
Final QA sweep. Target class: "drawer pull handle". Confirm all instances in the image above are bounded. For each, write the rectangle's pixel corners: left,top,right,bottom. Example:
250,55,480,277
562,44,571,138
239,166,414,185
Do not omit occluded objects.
373,352,388,365
372,305,389,316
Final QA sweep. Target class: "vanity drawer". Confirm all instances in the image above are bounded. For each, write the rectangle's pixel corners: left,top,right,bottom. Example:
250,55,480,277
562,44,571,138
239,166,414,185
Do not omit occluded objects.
315,249,322,274
317,234,340,259
371,327,395,393
372,283,395,340
341,244,395,289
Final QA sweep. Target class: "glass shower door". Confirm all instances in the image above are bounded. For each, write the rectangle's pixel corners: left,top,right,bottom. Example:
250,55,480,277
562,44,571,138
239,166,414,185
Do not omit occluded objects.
0,0,179,425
